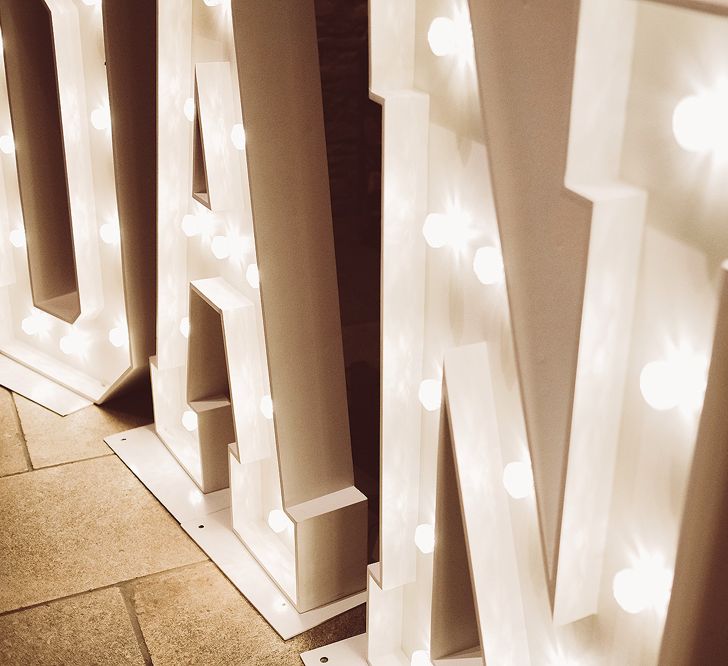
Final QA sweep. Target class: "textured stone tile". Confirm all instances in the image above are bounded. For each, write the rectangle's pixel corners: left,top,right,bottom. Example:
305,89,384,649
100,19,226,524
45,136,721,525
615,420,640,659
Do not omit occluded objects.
131,561,365,666
14,391,150,468
0,456,206,613
0,587,145,666
0,388,28,476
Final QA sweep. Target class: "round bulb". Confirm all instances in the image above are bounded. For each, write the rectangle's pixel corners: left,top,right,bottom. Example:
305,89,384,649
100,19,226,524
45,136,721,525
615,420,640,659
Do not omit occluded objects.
182,409,198,432
418,379,441,412
246,263,260,289
411,649,433,666
183,97,195,122
640,357,706,412
108,326,128,348
414,523,435,554
613,563,672,615
21,315,39,336
9,228,25,248
179,317,190,339
473,246,505,285
422,213,448,249
267,509,289,534
503,461,534,499
260,395,274,420
99,221,120,245
0,134,14,154
231,124,246,151
181,214,200,237
672,92,728,155
90,106,111,131
211,235,230,260
59,331,83,356
428,17,457,57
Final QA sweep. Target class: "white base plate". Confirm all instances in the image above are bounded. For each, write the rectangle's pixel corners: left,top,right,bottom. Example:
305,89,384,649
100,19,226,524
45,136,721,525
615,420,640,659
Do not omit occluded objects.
107,425,367,639
300,633,368,665
0,353,91,415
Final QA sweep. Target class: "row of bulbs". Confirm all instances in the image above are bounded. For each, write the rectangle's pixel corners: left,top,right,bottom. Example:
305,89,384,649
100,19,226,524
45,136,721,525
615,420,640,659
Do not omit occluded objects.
21,308,128,351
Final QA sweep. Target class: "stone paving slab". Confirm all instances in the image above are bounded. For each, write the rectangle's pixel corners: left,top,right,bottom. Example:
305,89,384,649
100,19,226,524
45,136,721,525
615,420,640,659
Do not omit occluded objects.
0,455,207,613
0,388,28,477
131,561,365,666
0,587,146,666
14,393,149,469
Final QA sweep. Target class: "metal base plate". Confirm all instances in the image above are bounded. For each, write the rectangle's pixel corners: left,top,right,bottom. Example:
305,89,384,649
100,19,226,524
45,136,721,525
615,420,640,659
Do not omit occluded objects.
0,353,91,415
106,425,367,639
300,634,368,665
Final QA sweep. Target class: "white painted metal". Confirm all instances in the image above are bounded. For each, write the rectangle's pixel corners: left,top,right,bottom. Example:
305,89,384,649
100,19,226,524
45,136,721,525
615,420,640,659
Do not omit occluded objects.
300,634,367,666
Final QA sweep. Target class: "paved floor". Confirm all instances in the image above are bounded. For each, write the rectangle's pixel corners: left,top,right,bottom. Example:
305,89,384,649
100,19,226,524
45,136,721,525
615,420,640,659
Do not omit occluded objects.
0,386,364,665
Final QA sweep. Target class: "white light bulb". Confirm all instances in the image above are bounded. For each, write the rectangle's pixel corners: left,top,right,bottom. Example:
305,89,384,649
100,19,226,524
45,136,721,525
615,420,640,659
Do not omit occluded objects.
179,317,190,338
613,562,673,615
231,124,246,151
99,221,121,245
428,17,457,57
246,263,260,289
473,246,505,285
418,379,441,412
90,106,111,131
422,213,448,249
640,356,707,412
181,214,200,237
267,509,290,534
9,228,25,248
260,395,273,420
673,91,728,156
21,311,45,336
108,326,128,348
182,409,198,432
411,649,433,666
59,329,84,356
211,235,230,260
0,134,14,154
503,461,534,499
183,97,195,122
414,523,435,554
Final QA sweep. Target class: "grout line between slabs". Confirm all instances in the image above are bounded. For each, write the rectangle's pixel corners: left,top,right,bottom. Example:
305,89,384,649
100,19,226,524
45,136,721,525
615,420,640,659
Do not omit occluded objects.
9,392,34,472
0,561,206,619
118,583,154,666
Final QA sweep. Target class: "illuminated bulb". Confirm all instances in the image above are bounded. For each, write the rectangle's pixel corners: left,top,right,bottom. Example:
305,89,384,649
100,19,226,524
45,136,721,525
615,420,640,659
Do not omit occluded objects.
428,17,457,57
99,221,121,245
503,461,534,499
21,310,49,336
267,509,290,534
181,214,200,237
673,91,728,155
108,326,128,348
91,106,111,131
211,235,230,260
81,0,100,5
414,523,435,554
418,379,441,412
179,317,190,338
411,650,433,666
183,97,195,122
59,329,84,356
260,395,273,420
473,246,505,285
9,228,25,248
613,563,673,615
246,263,260,289
182,409,198,432
231,124,246,150
422,213,448,249
0,134,14,154
640,356,707,412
